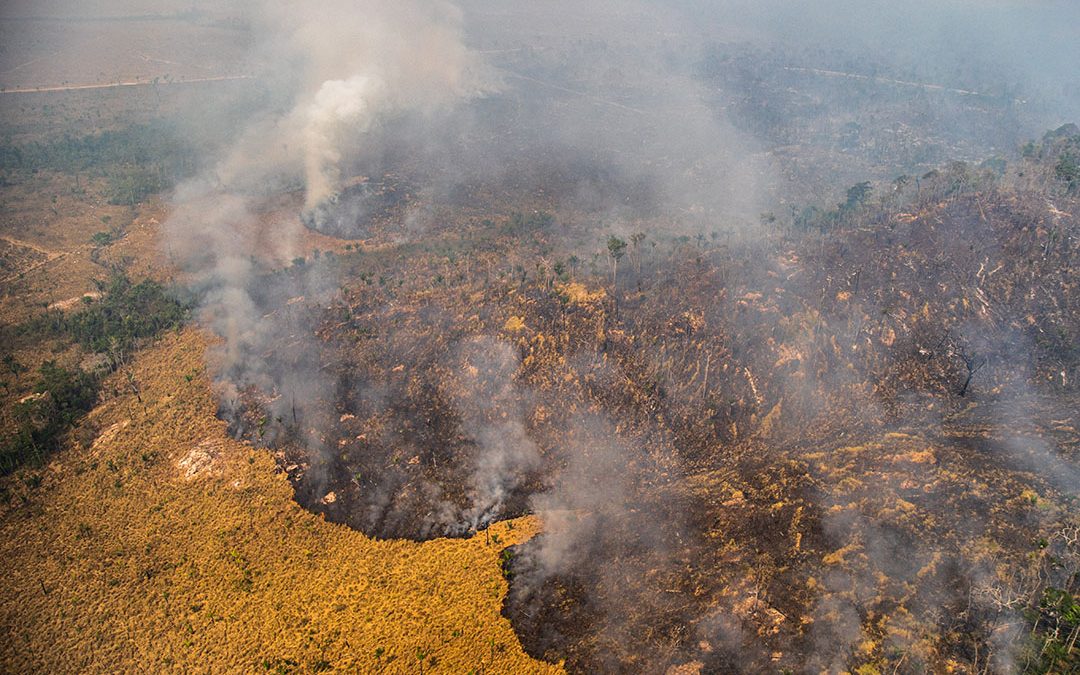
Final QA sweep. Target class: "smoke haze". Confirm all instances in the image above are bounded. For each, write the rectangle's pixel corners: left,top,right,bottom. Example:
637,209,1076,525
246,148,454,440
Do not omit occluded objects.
6,0,1077,672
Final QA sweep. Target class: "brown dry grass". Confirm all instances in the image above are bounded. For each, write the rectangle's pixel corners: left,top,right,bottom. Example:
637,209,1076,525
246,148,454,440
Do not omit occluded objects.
0,328,562,674
0,171,154,323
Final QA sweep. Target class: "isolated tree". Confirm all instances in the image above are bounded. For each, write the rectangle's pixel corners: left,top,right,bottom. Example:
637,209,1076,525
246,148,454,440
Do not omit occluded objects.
607,235,627,287
886,175,910,213
1057,153,1080,194
944,161,973,195
568,254,580,279
125,368,142,405
958,348,986,397
630,232,646,275
842,181,873,211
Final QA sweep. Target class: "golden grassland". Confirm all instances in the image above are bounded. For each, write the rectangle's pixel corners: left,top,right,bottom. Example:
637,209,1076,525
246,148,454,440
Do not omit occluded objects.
0,328,562,674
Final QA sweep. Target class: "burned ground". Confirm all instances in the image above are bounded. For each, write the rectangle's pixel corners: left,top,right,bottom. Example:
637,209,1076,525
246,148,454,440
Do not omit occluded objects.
218,133,1080,673
2,8,1078,671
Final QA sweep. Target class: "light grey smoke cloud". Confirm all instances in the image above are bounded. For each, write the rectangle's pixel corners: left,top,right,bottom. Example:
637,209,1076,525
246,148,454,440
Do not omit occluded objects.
262,0,495,208
450,337,542,530
299,75,385,208
164,0,494,396
146,0,1080,671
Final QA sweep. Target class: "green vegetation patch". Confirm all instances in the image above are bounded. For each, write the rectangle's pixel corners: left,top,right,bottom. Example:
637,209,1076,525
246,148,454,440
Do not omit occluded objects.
0,120,199,204
1,362,98,473
2,273,191,474
28,272,190,356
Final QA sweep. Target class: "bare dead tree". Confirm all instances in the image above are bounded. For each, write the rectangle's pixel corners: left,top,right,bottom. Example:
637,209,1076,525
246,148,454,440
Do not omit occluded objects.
958,347,987,397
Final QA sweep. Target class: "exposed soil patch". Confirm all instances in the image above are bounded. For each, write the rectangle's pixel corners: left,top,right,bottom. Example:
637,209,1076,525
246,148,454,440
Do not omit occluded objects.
0,236,54,281
176,438,224,480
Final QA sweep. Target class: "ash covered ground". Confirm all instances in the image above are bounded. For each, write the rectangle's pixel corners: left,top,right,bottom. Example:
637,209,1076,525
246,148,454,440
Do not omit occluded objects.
148,1,1080,672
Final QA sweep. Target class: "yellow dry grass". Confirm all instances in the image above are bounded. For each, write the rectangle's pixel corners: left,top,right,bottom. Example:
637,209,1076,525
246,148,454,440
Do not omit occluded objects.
555,282,605,306
0,172,148,323
0,328,562,674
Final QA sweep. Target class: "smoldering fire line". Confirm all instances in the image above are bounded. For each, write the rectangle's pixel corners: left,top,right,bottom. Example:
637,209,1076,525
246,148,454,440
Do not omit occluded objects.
149,0,1080,673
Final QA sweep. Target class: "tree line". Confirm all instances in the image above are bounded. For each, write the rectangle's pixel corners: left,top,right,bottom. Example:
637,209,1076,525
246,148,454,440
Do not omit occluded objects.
0,120,199,204
1,273,190,474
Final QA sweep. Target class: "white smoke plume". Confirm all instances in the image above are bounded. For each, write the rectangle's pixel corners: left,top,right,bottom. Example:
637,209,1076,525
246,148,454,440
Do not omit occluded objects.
450,337,542,530
267,0,495,209
165,0,494,391
301,75,385,208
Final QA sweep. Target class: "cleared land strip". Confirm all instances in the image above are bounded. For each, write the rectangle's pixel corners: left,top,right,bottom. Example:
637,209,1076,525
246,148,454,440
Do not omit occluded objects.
783,66,1025,103
0,74,253,95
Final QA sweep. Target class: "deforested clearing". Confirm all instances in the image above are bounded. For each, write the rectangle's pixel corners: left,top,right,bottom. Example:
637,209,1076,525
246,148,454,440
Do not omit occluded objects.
1,1,1078,673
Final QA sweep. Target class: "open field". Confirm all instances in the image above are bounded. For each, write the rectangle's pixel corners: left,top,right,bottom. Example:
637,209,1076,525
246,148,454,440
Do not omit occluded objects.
0,10,252,91
0,328,557,674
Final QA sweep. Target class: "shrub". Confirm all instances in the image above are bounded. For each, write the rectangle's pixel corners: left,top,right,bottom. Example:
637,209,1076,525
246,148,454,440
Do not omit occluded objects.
27,271,189,356
1,362,99,474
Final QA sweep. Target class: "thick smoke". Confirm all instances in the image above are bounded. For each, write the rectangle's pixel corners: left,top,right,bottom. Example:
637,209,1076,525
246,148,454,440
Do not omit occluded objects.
163,0,772,528
301,75,384,209
450,337,542,530
147,0,1080,672
164,0,492,429
267,0,495,212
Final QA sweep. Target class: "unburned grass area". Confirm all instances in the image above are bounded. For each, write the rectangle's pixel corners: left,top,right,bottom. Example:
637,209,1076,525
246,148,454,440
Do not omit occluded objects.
0,329,560,674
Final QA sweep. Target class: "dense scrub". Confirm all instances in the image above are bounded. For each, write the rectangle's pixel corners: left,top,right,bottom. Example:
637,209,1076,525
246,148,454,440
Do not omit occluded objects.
1,273,189,474
0,362,99,474
0,120,198,204
22,273,188,355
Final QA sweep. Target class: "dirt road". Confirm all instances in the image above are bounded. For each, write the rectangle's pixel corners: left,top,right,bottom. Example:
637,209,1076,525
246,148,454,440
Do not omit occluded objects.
0,74,253,95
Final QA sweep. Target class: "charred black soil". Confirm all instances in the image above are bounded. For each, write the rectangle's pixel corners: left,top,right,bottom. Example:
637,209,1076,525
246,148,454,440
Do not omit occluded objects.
221,126,1080,672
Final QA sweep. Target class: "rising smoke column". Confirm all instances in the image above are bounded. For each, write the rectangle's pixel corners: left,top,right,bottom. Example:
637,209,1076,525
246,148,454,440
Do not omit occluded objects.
271,0,496,211
301,75,386,210
164,0,494,418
